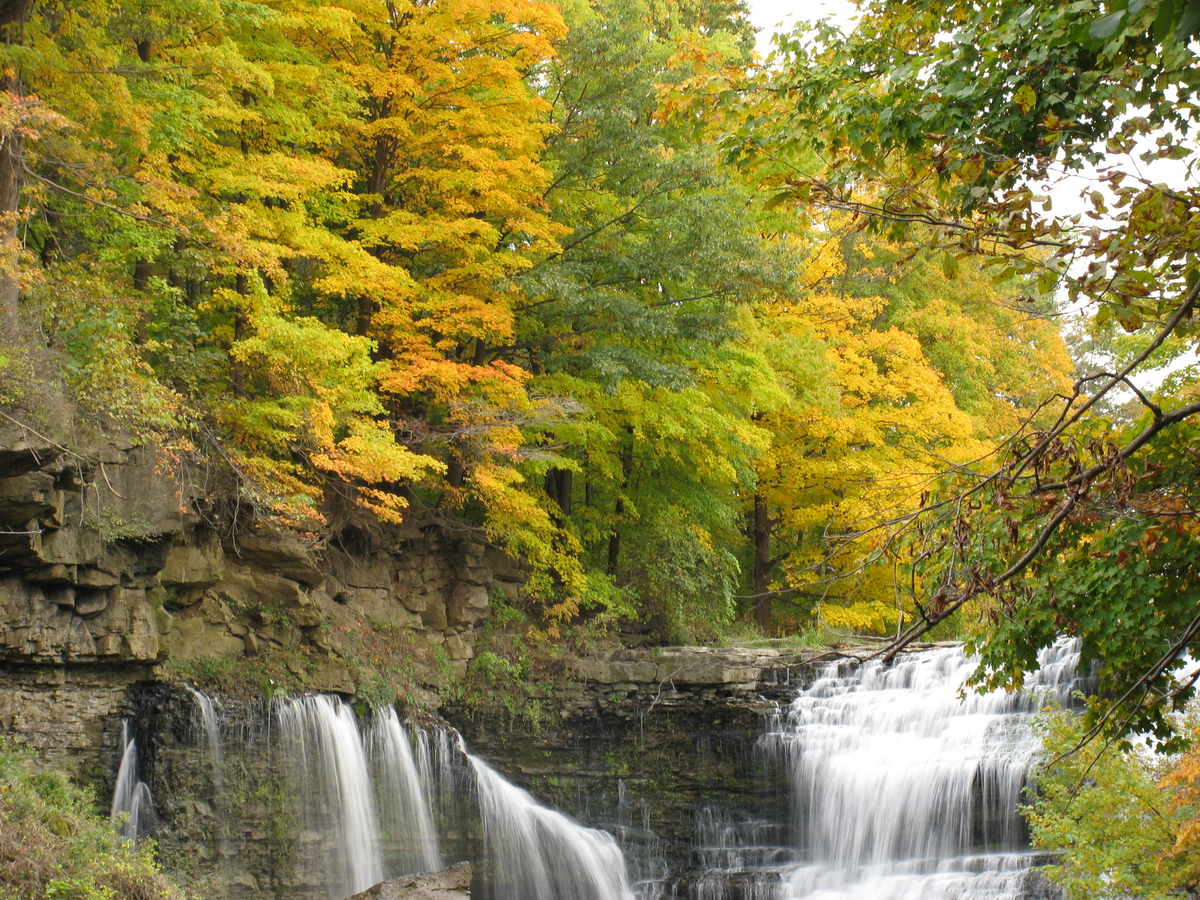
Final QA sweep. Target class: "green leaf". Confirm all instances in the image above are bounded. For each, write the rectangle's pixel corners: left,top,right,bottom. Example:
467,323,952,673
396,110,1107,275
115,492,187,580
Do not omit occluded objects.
1175,0,1200,40
941,252,960,279
1013,84,1037,114
1089,10,1127,40
763,191,796,211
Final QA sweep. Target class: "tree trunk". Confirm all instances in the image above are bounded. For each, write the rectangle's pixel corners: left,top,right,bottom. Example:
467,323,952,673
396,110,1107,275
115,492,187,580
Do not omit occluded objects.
230,273,248,397
607,429,634,578
607,497,622,578
0,0,31,332
133,259,151,292
753,490,772,635
545,468,572,517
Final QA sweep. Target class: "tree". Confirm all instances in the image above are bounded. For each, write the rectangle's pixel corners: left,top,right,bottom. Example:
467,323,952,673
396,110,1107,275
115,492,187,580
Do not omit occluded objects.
478,0,794,632
1026,707,1200,900
732,0,1200,739
742,219,1072,635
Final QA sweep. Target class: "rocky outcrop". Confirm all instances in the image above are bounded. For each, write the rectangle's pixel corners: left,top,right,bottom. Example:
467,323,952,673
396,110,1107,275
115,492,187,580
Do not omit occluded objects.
0,426,526,782
347,863,472,900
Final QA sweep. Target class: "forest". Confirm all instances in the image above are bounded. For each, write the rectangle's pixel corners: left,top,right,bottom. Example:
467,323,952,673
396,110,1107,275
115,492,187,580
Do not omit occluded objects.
2,0,1200,894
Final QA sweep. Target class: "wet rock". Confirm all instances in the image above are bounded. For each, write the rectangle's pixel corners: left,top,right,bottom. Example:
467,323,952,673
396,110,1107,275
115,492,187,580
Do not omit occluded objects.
347,862,471,900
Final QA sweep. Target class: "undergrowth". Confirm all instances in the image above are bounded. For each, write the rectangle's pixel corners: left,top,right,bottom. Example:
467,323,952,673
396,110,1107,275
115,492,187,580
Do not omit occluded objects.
0,740,186,900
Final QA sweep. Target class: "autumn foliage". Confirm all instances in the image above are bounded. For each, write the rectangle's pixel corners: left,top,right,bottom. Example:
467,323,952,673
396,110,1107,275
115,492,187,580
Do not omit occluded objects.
0,0,1077,639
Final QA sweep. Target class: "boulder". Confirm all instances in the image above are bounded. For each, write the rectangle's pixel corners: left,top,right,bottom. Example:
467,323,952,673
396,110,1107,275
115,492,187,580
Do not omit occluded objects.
347,862,471,900
159,537,225,588
213,565,307,611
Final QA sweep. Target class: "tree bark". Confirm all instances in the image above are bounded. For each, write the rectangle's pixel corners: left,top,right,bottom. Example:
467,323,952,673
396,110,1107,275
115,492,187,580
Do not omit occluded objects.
607,497,622,578
0,0,31,332
230,273,248,397
607,429,634,578
753,490,772,635
133,259,151,292
545,468,572,517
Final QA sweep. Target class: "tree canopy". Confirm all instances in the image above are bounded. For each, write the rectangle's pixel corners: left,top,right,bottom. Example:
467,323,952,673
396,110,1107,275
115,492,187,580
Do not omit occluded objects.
730,0,1200,746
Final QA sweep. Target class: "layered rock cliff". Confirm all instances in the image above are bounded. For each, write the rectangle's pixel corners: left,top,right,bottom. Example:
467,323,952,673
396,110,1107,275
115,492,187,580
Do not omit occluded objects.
0,426,522,777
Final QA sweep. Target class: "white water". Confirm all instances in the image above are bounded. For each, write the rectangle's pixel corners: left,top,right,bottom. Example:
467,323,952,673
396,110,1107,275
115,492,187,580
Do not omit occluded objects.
270,695,635,900
276,695,386,898
467,746,637,900
110,720,153,841
366,707,442,875
762,640,1082,900
186,685,224,783
185,686,230,859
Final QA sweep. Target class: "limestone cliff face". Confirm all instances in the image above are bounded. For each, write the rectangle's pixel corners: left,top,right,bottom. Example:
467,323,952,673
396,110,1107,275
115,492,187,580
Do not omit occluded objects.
0,425,521,775
444,646,808,885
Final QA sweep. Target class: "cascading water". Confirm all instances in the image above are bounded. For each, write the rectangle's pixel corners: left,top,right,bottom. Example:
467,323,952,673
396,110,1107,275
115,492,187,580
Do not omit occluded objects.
275,695,387,899
266,694,635,900
467,746,637,900
365,707,442,875
122,641,1081,900
185,686,229,857
742,639,1084,900
110,720,153,841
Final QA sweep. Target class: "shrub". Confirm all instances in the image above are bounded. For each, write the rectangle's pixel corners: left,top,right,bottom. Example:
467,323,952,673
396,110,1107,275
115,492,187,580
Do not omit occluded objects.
0,740,185,900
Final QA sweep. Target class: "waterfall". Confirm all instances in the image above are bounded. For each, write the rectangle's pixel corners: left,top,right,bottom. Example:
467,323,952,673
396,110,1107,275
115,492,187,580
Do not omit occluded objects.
186,685,224,784
276,695,386,899
266,695,634,900
365,707,442,875
467,746,637,900
116,640,1079,900
185,686,229,859
110,720,153,841
755,639,1082,900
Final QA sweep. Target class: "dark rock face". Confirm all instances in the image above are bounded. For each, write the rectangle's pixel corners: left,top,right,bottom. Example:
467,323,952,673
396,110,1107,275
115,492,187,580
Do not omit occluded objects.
347,863,472,900
444,647,811,893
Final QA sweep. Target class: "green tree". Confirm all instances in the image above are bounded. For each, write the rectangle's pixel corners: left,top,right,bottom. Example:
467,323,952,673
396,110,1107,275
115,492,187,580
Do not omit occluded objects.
506,0,793,635
1028,708,1200,899
734,0,1200,734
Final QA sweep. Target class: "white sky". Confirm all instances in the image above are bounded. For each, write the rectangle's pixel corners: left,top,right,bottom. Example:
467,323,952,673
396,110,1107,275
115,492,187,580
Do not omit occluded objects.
748,0,858,55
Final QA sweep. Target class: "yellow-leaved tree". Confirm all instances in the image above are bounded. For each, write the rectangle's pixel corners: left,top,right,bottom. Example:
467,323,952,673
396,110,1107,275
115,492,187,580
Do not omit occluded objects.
746,220,1072,634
